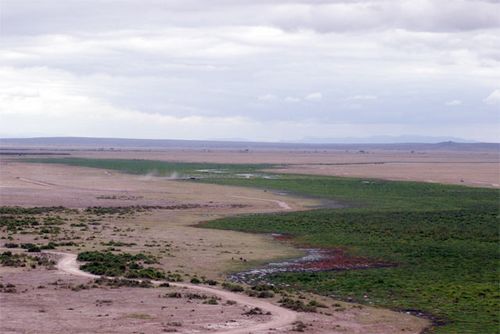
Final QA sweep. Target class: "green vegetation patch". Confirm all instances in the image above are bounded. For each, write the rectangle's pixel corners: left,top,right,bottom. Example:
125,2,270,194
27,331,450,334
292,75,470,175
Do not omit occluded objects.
93,277,153,288
0,251,56,268
278,297,318,312
77,251,165,279
197,174,498,211
0,206,76,215
26,157,271,178
0,206,75,236
203,177,499,333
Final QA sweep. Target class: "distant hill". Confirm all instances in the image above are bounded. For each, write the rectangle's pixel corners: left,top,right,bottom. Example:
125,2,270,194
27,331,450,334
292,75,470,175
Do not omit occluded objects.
297,135,478,144
0,137,498,152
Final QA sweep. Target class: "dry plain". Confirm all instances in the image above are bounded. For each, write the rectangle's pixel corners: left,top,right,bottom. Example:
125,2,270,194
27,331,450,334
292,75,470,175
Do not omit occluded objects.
0,155,430,333
68,148,500,188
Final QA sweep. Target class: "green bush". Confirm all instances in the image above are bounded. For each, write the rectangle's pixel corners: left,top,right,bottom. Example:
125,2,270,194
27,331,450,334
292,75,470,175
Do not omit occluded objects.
222,282,244,292
203,297,219,305
278,297,317,312
77,251,164,279
190,277,201,284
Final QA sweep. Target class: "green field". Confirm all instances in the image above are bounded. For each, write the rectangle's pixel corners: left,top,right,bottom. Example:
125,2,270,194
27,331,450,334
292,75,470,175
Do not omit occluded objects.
26,157,270,178
26,158,500,333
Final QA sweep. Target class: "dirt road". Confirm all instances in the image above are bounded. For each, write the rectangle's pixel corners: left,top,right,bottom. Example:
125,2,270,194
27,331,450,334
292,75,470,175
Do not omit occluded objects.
231,195,292,210
49,251,298,334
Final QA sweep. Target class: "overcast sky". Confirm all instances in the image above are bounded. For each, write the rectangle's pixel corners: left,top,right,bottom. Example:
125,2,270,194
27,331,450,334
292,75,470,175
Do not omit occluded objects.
1,0,499,142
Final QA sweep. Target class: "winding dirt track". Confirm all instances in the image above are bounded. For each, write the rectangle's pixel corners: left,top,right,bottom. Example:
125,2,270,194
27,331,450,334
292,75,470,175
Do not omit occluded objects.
48,251,298,334
231,195,292,210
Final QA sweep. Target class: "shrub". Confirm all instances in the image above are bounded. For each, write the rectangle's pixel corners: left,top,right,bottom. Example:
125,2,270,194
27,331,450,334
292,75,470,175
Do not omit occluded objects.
203,297,219,305
203,279,218,286
165,292,182,298
243,307,270,315
278,297,317,312
257,290,274,298
93,277,152,288
21,243,41,252
165,273,183,282
185,293,207,300
307,300,327,308
292,321,307,332
222,282,244,292
77,251,164,279
190,277,201,284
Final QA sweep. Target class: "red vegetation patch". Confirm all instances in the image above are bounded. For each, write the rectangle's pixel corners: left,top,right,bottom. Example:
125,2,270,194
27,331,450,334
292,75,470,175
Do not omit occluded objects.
270,233,392,271
289,248,392,271
271,233,293,241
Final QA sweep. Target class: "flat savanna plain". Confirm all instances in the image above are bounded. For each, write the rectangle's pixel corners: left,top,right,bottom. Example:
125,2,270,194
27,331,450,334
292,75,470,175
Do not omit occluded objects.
70,148,500,188
1,147,498,333
0,155,429,334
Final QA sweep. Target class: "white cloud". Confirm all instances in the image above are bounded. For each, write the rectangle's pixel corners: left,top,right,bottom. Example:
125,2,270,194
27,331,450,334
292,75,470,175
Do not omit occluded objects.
484,89,500,105
347,95,378,101
305,92,322,101
257,94,277,102
445,99,462,106
0,1,499,142
3,0,500,36
284,96,300,103
0,66,251,139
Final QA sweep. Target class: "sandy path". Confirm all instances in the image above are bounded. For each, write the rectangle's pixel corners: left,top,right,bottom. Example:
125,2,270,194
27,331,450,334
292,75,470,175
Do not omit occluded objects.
48,251,298,334
231,196,292,210
17,177,55,188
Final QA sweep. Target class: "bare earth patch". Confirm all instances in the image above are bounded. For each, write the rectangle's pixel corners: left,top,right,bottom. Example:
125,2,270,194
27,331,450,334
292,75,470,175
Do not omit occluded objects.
0,256,428,334
272,161,500,188
0,266,271,334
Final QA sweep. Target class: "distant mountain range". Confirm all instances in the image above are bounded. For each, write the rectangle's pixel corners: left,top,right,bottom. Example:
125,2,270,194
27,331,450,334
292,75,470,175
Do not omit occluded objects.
0,137,498,152
295,135,479,144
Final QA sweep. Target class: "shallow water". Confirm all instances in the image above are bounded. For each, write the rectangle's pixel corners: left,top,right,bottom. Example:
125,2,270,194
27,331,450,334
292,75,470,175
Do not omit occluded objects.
228,246,330,284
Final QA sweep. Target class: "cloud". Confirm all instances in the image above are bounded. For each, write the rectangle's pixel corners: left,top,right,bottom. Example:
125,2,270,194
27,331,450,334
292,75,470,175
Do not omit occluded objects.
284,96,301,103
347,95,378,101
484,89,500,105
2,0,500,36
305,92,322,101
0,66,251,139
445,99,462,106
0,1,499,142
257,94,277,102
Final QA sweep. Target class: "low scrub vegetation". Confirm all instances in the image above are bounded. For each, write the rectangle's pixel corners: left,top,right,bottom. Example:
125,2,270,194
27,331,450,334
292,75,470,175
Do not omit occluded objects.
0,206,75,215
0,206,76,238
0,283,17,293
77,251,165,279
222,282,245,292
101,240,137,247
27,158,270,178
203,175,500,333
242,307,271,316
0,251,55,268
202,296,219,305
278,297,318,312
94,277,153,288
246,284,278,298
